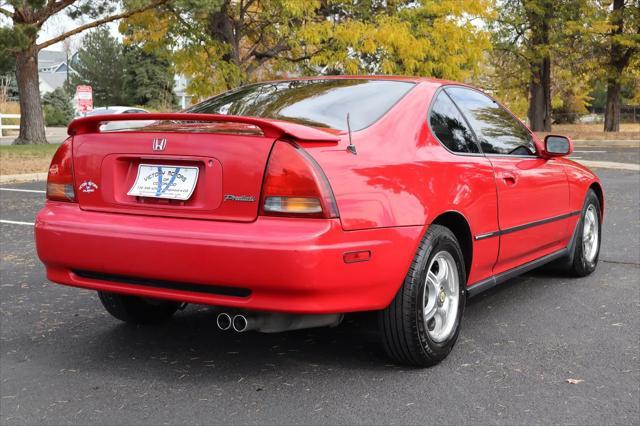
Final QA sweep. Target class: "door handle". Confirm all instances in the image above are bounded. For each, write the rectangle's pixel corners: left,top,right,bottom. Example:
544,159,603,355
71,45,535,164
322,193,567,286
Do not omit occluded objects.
498,172,517,185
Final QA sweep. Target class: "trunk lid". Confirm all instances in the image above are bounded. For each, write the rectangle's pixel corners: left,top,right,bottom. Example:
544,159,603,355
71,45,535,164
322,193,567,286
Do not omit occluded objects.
69,114,340,222
73,129,273,222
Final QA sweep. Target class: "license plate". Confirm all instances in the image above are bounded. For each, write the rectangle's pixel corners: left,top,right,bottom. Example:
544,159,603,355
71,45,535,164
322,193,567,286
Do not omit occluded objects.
128,164,199,200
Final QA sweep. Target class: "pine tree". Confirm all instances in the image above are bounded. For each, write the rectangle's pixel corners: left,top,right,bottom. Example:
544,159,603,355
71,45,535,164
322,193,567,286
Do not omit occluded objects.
123,45,177,110
70,28,127,106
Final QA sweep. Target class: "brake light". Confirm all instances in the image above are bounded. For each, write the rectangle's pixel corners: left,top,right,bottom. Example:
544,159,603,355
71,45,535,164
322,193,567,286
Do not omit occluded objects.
46,138,76,202
261,141,338,218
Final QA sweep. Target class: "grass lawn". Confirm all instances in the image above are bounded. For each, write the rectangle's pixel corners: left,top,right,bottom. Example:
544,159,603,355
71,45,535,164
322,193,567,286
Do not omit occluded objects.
0,144,60,175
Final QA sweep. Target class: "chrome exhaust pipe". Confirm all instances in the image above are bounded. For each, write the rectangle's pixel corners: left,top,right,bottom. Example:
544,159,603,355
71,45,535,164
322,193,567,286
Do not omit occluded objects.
216,312,232,331
232,314,249,332
230,312,343,333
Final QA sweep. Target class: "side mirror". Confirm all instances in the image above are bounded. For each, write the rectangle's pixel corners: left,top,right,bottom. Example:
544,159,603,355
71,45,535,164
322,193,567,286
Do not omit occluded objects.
544,135,573,157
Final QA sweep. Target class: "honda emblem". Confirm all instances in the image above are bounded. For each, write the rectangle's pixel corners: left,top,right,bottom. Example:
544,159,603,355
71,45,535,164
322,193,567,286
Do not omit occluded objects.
152,138,167,151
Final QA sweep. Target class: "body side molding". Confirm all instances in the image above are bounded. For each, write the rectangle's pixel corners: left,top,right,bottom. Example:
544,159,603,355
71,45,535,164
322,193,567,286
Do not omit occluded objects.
474,210,581,241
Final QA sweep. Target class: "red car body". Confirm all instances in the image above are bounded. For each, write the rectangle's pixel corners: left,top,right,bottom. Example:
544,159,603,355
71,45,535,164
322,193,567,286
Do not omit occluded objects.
35,76,603,316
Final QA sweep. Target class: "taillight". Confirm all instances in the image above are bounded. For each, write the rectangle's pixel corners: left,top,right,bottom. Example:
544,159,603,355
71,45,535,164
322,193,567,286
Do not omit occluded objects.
46,138,76,202
261,141,338,218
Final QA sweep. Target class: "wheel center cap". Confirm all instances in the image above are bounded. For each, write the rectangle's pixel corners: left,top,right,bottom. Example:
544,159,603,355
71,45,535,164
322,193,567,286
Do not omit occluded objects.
438,289,446,305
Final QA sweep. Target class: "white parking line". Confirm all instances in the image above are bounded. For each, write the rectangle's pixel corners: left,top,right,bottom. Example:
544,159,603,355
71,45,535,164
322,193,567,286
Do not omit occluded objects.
0,219,35,226
0,188,45,194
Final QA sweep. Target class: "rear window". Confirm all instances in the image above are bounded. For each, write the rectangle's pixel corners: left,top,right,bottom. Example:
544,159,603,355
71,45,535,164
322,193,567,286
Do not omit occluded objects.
185,79,415,131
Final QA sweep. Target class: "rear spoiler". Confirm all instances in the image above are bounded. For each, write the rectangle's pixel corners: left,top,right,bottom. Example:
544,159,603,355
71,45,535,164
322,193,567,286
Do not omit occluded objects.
67,113,341,142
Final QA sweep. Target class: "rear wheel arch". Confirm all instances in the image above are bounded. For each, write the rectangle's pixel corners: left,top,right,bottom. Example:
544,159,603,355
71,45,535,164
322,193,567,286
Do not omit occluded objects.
431,211,472,280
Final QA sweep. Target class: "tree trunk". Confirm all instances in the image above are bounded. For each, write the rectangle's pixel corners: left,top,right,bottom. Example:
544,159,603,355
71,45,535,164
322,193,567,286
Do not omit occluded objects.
14,46,47,145
528,55,552,132
604,79,621,132
603,0,625,133
526,0,552,132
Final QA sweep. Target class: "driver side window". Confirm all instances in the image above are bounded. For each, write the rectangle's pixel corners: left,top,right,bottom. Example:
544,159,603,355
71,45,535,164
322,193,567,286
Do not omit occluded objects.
445,87,536,156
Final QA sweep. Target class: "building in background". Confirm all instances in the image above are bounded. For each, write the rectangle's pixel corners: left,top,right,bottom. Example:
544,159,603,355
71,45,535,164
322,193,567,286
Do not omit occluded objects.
38,50,75,94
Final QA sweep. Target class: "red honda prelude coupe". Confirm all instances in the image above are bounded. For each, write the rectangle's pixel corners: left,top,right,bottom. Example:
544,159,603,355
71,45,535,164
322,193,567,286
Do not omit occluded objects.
35,77,603,366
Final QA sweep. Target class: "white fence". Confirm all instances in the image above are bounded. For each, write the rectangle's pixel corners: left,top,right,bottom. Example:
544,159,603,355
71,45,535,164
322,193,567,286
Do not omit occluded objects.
0,113,20,136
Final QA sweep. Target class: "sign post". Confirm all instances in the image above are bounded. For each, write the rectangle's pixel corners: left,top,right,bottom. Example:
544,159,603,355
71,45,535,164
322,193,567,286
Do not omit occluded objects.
75,85,93,116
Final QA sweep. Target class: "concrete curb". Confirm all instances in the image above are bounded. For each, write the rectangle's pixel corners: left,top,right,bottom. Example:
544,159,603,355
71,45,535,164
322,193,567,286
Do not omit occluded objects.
0,173,48,184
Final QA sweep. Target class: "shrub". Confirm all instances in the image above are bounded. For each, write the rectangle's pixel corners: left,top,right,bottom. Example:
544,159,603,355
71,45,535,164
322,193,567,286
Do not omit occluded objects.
42,88,74,126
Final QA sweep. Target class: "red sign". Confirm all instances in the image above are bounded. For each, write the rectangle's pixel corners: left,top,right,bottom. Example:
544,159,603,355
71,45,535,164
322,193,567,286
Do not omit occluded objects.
75,85,93,113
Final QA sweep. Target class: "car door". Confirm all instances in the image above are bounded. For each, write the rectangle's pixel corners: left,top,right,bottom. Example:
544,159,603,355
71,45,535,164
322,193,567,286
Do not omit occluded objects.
428,90,500,285
446,87,571,274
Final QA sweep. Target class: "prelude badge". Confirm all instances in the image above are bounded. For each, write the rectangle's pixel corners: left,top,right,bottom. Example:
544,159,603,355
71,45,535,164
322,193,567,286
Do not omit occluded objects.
224,194,255,202
152,138,167,151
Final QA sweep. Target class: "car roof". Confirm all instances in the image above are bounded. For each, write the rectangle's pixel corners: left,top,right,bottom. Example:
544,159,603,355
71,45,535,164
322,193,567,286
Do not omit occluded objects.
254,75,467,87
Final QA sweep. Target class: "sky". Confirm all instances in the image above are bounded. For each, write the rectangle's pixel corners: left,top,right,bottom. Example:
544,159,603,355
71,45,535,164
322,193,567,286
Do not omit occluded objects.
1,3,122,53
38,14,121,52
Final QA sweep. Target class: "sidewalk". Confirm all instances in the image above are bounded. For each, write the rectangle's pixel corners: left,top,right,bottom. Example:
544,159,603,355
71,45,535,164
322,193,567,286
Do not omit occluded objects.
573,139,639,148
0,172,48,184
0,127,68,145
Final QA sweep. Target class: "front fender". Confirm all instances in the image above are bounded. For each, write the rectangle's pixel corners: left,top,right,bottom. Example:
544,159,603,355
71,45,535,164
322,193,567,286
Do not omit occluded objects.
559,158,604,221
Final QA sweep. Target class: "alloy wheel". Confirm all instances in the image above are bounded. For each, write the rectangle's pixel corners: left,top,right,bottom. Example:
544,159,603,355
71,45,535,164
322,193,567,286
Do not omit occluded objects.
423,251,460,343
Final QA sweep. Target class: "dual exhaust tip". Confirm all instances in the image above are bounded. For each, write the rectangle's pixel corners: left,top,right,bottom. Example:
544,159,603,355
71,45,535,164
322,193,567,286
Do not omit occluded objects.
216,312,249,333
216,311,343,333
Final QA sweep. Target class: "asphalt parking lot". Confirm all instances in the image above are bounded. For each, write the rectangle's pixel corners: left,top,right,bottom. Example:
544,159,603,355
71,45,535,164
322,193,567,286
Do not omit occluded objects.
1,148,639,425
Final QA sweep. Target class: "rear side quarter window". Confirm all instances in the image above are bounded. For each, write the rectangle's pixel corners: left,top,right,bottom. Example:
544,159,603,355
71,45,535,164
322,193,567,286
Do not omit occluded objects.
429,91,479,154
445,87,537,156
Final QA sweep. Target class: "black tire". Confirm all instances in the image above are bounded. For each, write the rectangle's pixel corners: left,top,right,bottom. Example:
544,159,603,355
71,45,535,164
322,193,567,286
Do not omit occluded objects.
566,189,602,277
98,291,180,325
378,224,466,367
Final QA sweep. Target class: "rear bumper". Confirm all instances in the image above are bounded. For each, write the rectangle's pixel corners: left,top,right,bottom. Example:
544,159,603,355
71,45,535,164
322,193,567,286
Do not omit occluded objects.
35,202,422,314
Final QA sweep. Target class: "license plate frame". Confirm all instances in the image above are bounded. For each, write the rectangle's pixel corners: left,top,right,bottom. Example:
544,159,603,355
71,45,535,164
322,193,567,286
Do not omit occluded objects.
127,164,199,201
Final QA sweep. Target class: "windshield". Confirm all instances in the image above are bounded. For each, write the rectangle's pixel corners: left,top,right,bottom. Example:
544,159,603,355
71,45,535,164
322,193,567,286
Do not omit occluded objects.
185,79,415,131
